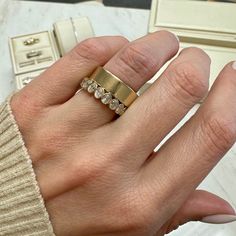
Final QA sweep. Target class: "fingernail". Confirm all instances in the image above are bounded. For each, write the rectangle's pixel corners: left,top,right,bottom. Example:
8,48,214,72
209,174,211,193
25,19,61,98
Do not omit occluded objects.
201,214,236,224
232,61,236,70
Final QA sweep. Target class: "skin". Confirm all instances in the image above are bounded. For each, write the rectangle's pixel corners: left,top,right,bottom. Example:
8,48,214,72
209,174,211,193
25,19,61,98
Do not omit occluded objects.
10,31,236,236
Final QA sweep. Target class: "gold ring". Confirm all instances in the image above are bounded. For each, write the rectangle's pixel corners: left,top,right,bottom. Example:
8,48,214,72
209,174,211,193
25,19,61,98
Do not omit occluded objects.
90,67,138,107
80,67,139,116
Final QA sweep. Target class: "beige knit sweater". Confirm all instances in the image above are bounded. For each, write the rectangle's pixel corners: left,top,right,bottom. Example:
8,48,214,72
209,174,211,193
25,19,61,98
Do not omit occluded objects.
0,98,55,236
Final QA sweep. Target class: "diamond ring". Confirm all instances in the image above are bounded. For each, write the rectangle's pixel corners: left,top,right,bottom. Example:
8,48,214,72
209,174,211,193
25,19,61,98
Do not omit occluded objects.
80,67,138,116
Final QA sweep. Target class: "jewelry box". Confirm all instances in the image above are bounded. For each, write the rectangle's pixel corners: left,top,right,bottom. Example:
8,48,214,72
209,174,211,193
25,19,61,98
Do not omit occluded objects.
9,17,94,89
149,0,236,87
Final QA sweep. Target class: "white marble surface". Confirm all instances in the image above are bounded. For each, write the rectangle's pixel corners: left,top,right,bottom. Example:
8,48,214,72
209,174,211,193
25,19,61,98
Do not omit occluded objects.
0,0,148,103
0,1,236,235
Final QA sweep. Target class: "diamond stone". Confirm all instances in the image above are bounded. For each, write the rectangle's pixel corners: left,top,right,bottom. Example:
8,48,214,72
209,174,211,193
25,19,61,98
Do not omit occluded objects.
101,93,112,104
87,82,98,93
115,104,126,115
109,99,120,110
22,77,34,86
81,79,93,89
94,87,105,99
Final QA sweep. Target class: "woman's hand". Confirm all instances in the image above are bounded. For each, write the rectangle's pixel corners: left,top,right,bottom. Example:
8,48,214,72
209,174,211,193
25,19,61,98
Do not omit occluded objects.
10,31,236,236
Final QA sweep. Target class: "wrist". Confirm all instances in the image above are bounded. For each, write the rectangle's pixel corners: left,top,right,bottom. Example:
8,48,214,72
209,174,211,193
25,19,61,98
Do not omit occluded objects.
0,98,55,235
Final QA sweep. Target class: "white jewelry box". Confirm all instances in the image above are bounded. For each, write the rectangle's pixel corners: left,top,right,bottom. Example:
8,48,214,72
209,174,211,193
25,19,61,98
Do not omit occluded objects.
148,0,236,88
9,17,94,89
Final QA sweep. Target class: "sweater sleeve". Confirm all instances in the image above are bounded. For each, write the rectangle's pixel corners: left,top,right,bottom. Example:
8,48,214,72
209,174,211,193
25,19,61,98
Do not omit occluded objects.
0,97,55,236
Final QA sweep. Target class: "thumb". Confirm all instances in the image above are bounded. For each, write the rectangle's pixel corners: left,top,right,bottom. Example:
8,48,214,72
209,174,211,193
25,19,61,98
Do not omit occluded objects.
161,190,236,235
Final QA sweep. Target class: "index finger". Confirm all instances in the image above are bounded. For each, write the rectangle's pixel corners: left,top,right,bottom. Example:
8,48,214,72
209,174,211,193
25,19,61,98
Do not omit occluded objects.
13,36,128,107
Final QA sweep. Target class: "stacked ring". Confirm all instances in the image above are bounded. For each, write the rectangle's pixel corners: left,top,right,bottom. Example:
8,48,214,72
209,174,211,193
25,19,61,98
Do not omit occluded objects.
80,67,138,116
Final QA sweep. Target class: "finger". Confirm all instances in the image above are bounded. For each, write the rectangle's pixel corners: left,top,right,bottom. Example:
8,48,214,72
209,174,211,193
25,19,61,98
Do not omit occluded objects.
14,36,129,107
63,31,179,128
26,31,179,199
144,62,236,223
111,47,210,163
156,190,236,236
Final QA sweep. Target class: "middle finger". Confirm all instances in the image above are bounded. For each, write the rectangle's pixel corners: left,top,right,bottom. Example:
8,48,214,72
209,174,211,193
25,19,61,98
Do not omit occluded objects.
110,47,211,163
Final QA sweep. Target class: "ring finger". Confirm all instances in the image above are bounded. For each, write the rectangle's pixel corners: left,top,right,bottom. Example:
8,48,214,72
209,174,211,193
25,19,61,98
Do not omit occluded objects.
63,31,179,128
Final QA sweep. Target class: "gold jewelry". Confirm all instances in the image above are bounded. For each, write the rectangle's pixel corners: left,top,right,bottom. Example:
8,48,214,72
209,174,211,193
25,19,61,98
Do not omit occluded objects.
26,50,42,59
90,67,138,107
80,67,138,116
23,37,40,46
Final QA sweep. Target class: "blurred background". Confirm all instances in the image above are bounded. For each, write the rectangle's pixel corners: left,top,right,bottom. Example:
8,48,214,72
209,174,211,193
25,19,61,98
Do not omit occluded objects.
23,0,152,9
21,0,236,9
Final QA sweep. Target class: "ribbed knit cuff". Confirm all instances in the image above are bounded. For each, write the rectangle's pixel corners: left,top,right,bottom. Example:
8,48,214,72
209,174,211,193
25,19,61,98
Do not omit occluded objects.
0,97,55,236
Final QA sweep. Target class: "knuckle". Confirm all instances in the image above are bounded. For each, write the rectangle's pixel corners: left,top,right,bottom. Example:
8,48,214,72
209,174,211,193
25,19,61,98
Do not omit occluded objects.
167,61,209,105
109,128,140,159
10,91,41,131
11,91,38,113
11,93,30,121
157,29,175,37
118,43,156,77
71,158,105,185
69,147,115,185
35,126,67,156
113,183,158,234
183,47,211,63
201,113,236,154
157,30,179,44
114,35,129,44
73,102,103,127
117,195,154,233
71,38,109,63
220,62,236,86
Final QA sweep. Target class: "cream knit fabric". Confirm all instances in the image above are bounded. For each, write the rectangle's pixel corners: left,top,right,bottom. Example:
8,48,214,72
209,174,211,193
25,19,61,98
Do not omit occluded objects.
0,98,55,236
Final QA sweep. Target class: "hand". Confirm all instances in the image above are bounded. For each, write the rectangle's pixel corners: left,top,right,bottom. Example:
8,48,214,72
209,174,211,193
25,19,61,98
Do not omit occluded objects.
11,31,236,236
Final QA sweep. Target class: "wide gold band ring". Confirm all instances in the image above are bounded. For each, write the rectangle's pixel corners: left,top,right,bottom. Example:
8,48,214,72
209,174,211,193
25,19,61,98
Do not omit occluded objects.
80,67,139,116
90,67,138,107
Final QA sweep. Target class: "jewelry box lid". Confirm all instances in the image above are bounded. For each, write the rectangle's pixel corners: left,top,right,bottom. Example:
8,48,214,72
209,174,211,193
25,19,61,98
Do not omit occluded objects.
149,0,236,46
53,17,94,56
